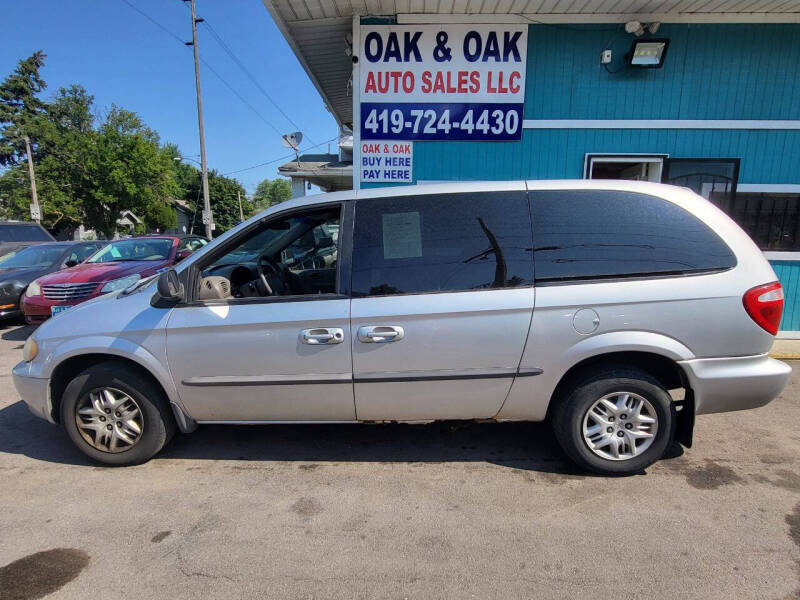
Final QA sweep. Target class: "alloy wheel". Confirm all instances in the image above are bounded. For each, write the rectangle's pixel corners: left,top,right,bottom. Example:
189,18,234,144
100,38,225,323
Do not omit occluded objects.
581,391,658,461
74,387,144,453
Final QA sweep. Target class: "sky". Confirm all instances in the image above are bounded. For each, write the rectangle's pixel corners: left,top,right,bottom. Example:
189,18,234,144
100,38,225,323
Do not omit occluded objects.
1,0,340,193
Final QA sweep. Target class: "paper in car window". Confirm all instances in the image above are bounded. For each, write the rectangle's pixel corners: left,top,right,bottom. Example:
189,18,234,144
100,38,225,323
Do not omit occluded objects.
382,212,422,259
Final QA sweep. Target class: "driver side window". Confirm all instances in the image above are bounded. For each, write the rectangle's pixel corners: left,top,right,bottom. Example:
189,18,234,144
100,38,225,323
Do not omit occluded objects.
199,206,341,300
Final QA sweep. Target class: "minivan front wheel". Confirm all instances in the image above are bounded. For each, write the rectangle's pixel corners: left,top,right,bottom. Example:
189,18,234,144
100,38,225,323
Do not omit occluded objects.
61,362,175,466
552,367,674,476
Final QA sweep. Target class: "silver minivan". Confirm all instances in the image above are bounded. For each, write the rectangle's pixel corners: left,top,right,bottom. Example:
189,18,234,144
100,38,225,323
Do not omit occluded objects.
12,181,791,474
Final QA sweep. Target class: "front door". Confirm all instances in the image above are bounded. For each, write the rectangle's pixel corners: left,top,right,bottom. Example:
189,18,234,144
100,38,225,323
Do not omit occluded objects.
166,203,355,422
349,187,535,421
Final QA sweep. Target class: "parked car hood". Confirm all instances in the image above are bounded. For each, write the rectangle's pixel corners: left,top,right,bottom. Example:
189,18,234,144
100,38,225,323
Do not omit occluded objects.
0,266,51,284
36,260,170,284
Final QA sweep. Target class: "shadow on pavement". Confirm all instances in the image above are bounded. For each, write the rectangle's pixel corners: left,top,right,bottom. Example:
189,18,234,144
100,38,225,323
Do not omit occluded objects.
1,323,37,342
0,399,584,474
161,421,581,474
0,401,92,466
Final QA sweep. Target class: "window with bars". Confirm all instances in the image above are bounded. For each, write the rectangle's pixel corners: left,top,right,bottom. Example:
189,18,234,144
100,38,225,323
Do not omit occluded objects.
710,193,800,251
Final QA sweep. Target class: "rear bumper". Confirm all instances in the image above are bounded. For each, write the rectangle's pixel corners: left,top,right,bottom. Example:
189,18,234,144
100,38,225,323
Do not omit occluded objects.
12,361,54,423
679,354,791,415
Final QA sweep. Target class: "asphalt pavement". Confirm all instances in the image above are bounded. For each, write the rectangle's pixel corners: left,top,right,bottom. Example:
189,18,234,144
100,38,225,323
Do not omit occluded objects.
0,321,798,599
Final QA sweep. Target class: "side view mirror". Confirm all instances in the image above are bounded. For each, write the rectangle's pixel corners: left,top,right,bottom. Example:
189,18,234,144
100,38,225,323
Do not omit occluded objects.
154,269,184,305
175,250,192,263
64,260,79,268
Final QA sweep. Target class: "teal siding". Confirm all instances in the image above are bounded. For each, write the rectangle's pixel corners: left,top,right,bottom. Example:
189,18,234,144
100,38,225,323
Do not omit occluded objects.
771,261,800,332
360,23,800,189
366,128,800,185
525,24,800,120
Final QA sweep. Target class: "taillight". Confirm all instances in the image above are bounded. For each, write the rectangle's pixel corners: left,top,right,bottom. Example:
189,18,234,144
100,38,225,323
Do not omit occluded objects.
743,281,784,335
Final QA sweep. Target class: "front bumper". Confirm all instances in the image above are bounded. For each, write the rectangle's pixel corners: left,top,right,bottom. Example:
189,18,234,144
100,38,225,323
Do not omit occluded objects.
0,291,23,320
0,307,22,320
22,293,97,323
12,361,54,423
679,354,791,415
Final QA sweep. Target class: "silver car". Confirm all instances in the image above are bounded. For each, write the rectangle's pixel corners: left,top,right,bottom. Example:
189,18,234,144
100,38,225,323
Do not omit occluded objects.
12,181,791,474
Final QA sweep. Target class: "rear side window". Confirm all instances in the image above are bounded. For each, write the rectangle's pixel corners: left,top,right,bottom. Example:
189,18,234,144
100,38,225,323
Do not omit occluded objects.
351,192,532,297
531,190,736,282
0,224,52,242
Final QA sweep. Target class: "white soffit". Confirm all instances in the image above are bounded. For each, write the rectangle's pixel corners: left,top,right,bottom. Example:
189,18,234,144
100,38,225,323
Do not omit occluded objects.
263,0,800,126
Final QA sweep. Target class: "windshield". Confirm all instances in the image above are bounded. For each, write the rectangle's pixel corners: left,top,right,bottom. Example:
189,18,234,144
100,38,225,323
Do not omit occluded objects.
0,245,66,268
88,239,173,263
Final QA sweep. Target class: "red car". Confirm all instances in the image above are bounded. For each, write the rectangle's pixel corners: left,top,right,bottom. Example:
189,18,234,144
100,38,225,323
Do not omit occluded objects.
23,235,207,324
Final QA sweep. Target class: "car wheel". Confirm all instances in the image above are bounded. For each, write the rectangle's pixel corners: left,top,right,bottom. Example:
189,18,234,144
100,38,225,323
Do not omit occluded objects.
61,362,175,466
552,367,675,476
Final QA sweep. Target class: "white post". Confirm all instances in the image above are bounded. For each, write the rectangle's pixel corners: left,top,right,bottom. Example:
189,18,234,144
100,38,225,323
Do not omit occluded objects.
351,14,361,191
24,135,41,223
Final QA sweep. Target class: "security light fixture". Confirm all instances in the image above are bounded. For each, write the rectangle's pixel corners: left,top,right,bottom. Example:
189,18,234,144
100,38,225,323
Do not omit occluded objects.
625,20,645,36
628,38,670,69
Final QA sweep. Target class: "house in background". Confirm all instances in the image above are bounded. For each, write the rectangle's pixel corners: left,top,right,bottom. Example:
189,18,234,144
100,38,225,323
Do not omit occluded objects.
64,209,142,241
162,198,195,235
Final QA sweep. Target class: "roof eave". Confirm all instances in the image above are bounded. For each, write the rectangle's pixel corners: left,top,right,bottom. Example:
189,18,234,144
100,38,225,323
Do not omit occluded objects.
262,0,346,127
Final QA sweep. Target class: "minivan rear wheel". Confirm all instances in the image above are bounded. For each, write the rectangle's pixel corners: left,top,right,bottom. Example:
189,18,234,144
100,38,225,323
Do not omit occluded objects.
552,367,675,476
61,362,175,466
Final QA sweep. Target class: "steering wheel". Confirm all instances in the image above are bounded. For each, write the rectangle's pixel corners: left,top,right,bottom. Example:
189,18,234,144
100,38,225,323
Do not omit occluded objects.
256,255,288,296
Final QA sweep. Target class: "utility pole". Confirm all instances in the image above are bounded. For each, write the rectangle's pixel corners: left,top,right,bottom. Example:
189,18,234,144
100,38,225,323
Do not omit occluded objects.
23,135,41,223
237,190,244,222
185,0,212,239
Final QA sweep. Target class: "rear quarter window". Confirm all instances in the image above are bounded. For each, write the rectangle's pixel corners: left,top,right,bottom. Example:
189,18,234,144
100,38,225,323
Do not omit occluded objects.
531,190,736,282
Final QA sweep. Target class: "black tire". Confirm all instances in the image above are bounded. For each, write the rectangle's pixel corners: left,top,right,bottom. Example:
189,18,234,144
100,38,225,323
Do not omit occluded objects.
551,366,675,476
61,362,175,466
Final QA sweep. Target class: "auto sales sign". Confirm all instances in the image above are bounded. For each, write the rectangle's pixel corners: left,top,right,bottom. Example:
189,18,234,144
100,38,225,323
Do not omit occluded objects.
359,24,528,142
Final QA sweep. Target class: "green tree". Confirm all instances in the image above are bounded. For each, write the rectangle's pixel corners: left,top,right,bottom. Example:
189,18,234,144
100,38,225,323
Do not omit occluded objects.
0,51,47,167
78,106,179,238
176,164,249,236
252,177,291,212
27,85,96,230
0,54,205,239
145,201,177,232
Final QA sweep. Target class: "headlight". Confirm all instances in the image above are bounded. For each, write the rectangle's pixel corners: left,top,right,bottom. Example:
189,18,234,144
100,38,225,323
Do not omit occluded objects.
101,274,141,293
25,280,41,297
22,337,38,362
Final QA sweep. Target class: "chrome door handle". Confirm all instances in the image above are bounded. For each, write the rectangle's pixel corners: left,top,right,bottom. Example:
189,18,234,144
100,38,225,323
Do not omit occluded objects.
358,325,404,343
300,328,344,345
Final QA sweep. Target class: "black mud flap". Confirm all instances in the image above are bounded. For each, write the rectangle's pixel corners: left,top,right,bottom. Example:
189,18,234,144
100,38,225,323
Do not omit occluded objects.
674,391,695,448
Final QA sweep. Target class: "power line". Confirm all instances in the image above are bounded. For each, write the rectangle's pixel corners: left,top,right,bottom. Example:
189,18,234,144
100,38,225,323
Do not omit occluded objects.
175,0,313,143
119,0,184,44
198,59,284,137
118,0,338,179
223,136,338,176
119,0,284,137
201,20,315,144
